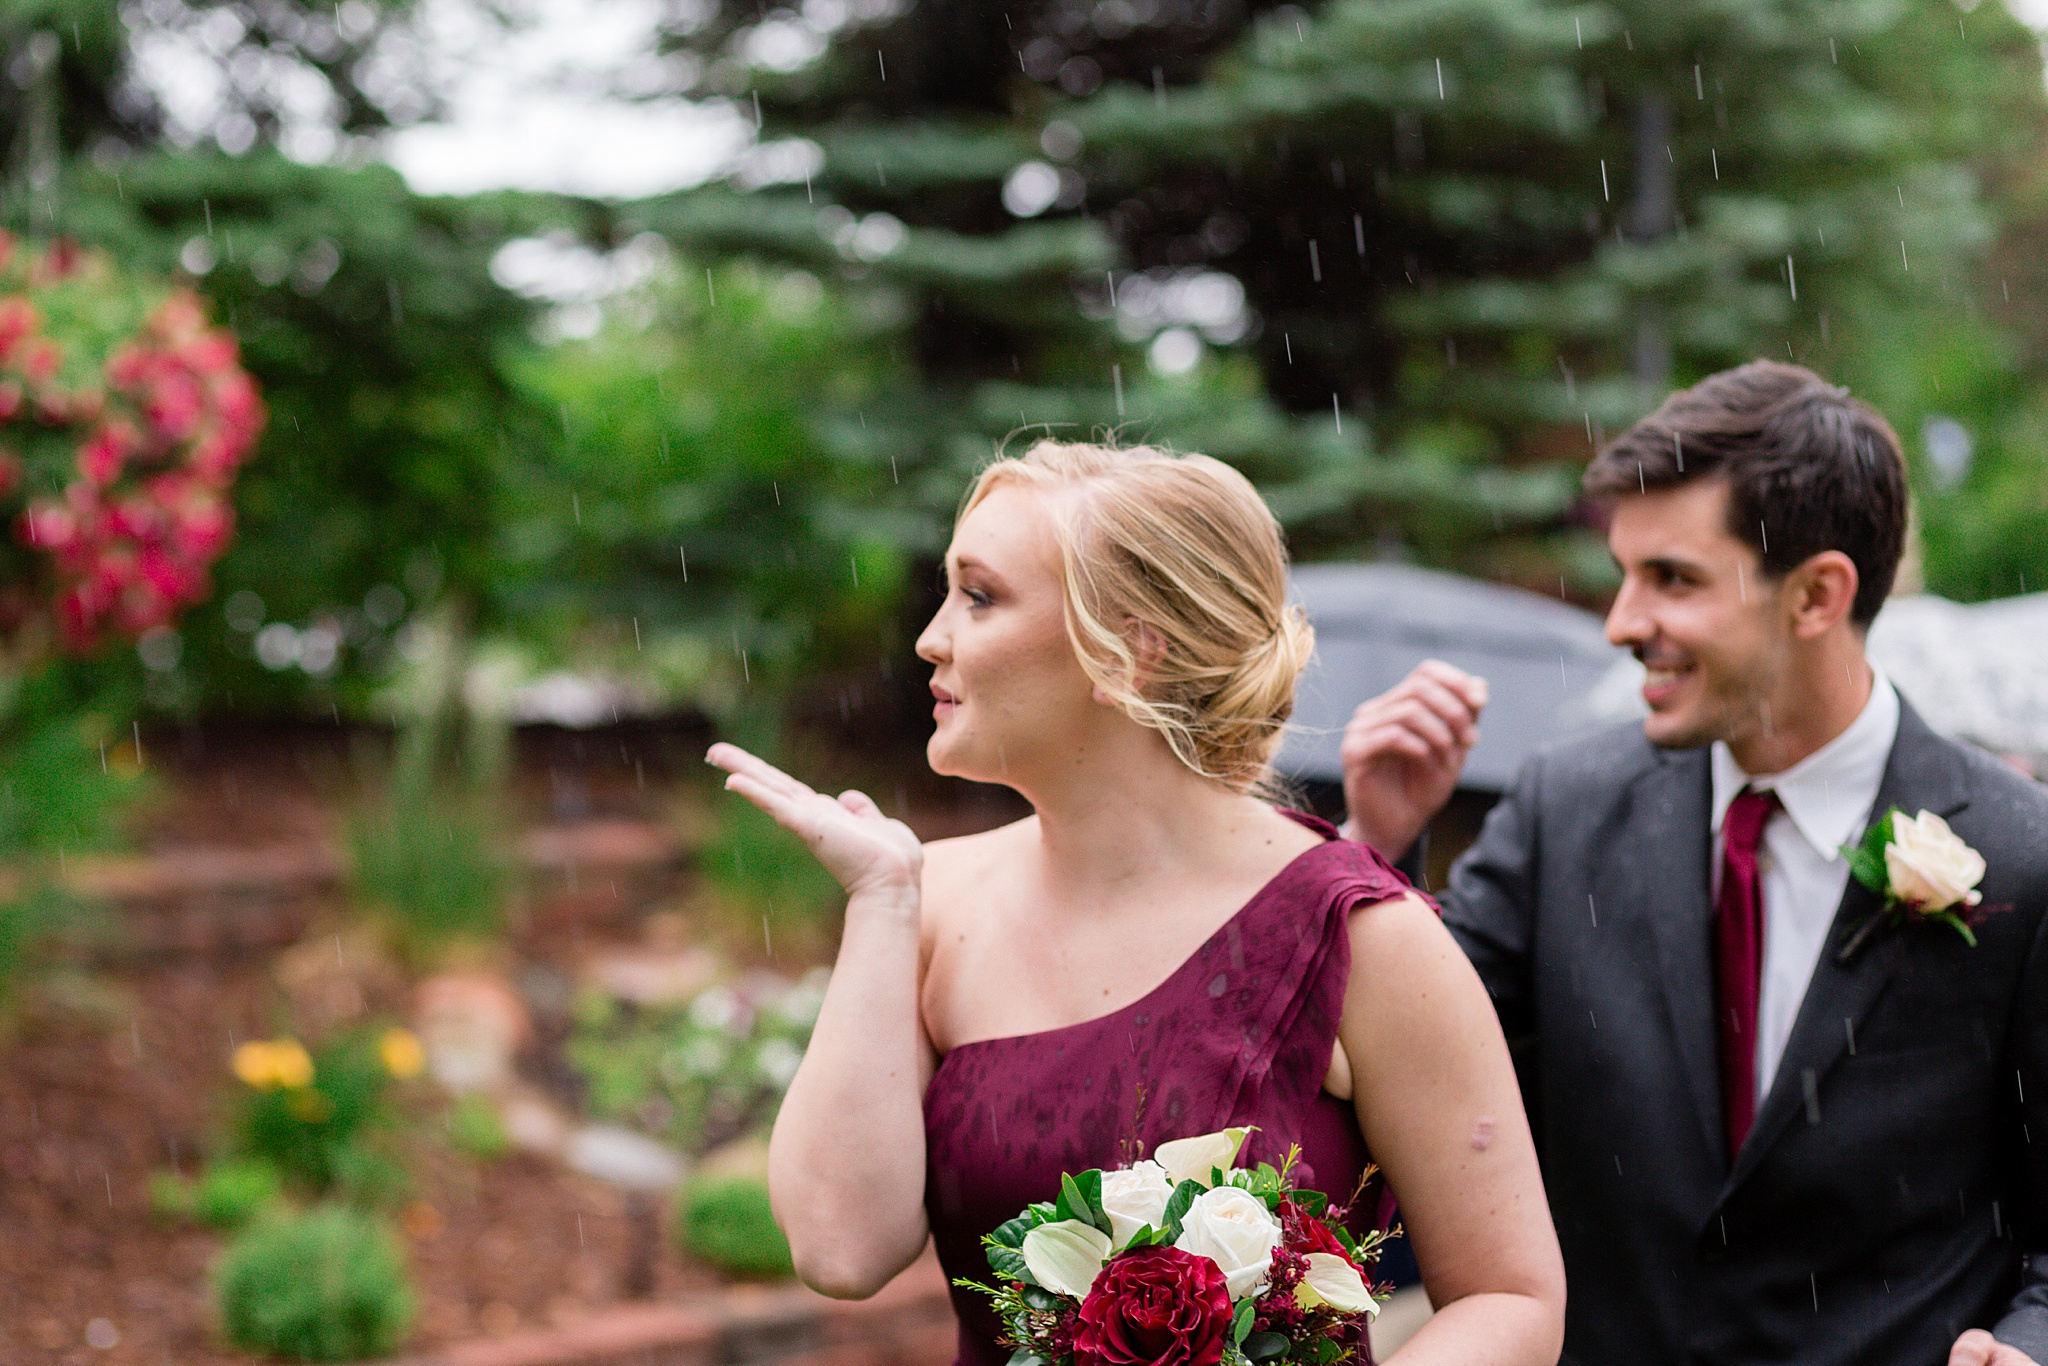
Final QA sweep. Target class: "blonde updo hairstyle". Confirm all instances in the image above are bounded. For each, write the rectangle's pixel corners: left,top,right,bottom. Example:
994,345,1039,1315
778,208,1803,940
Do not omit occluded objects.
960,440,1315,795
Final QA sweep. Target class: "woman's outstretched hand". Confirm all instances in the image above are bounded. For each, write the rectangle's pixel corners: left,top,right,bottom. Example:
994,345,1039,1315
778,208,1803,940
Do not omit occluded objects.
707,743,924,901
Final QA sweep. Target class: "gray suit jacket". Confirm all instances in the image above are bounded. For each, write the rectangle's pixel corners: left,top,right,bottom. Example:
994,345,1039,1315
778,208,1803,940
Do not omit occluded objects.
1443,697,2048,1365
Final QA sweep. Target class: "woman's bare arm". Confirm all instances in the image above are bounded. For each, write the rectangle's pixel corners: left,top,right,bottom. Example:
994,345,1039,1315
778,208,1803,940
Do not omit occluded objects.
1343,893,1565,1366
710,744,934,1298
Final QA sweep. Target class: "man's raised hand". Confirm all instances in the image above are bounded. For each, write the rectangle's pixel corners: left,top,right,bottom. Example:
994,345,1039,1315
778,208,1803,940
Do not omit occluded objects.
707,744,923,901
1339,659,1488,863
1950,1330,2041,1366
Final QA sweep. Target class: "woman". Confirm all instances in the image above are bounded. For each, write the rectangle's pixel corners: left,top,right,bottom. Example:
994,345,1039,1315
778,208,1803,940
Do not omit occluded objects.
710,442,1564,1365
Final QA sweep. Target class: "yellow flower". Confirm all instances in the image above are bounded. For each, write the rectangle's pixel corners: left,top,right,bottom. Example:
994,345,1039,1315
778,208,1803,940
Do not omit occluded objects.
379,1027,426,1080
232,1039,315,1091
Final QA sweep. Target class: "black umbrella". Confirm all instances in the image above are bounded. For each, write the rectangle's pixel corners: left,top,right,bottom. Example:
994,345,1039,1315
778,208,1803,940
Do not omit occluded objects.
1279,563,1631,792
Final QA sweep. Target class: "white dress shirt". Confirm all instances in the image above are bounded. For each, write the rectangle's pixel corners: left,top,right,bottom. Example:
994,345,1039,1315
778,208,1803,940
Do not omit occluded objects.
1709,669,1900,1104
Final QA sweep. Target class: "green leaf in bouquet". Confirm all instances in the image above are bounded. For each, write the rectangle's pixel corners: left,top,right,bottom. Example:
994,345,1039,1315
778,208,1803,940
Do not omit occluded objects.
1021,1285,1064,1312
1248,1163,1283,1195
1302,1336,1344,1364
985,1244,1030,1283
991,1214,1035,1249
1008,1349,1047,1366
1293,1189,1329,1217
1028,1201,1059,1225
1230,1298,1256,1345
1161,1179,1204,1236
1243,1332,1292,1363
1059,1170,1111,1235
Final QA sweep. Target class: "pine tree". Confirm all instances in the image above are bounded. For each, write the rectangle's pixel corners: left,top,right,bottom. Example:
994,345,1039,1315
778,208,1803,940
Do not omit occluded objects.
649,0,2048,592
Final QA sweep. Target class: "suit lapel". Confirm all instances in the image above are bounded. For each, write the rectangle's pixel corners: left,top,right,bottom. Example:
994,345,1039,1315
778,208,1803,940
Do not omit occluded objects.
1722,700,1971,1194
1620,745,1725,1161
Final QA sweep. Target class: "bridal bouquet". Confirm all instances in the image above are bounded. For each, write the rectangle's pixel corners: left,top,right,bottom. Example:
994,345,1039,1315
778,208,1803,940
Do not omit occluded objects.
961,1127,1389,1366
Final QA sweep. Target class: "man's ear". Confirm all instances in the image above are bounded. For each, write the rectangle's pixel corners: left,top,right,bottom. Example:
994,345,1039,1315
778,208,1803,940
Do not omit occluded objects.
1786,550,1860,639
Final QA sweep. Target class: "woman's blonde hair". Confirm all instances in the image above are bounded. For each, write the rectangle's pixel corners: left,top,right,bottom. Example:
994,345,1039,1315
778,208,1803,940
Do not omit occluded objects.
960,439,1314,794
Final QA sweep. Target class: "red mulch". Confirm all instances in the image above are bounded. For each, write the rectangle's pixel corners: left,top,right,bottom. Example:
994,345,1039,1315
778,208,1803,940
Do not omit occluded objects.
0,715,1024,1365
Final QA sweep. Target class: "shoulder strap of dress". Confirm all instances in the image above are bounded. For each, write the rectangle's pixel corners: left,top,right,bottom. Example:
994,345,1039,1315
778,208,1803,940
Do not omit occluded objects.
1207,828,1432,1139
1277,809,1441,918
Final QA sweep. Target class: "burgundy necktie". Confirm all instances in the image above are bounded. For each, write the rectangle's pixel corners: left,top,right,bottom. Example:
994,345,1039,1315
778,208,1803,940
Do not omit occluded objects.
1716,787,1779,1160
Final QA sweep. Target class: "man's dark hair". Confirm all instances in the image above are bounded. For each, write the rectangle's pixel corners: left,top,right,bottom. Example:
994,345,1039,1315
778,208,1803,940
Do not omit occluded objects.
1583,360,1909,627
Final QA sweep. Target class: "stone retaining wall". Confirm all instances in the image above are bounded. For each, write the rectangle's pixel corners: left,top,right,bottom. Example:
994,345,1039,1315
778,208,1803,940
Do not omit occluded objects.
382,1253,955,1366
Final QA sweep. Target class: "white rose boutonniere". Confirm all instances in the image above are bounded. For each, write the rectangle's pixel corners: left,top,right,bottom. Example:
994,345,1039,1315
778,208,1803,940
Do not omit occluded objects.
1838,807,1993,962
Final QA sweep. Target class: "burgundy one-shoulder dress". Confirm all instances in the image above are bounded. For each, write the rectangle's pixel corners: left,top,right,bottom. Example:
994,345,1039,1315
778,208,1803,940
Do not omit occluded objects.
922,813,1418,1366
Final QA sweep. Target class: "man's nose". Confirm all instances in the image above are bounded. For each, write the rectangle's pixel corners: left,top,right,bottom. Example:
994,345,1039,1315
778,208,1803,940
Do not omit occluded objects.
1605,578,1648,649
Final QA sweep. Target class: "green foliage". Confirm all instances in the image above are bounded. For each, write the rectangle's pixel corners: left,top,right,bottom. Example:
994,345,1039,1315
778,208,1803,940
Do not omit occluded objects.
348,790,504,958
700,795,845,927
347,694,509,962
235,1030,403,1200
496,258,933,719
674,1175,795,1279
446,1091,510,1161
654,0,2048,598
213,1204,415,1362
0,663,137,1010
150,1156,282,1229
567,969,824,1158
54,152,550,711
1843,807,1896,896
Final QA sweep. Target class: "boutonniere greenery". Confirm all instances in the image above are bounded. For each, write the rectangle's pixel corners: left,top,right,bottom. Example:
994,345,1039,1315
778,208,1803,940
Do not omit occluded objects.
1836,808,1988,963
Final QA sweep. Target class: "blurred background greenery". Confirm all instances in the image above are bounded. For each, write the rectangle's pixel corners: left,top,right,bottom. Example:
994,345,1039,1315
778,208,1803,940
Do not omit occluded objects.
0,0,2037,742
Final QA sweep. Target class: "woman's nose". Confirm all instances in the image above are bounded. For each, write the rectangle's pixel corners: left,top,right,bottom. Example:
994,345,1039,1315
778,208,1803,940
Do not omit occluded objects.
914,609,948,665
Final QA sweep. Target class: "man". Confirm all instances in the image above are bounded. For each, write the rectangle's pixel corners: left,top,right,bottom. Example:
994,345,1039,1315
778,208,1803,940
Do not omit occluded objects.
1343,361,2048,1365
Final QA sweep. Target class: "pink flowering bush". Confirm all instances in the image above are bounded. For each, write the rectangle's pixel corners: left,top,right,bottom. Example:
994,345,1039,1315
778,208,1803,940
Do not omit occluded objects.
0,234,262,656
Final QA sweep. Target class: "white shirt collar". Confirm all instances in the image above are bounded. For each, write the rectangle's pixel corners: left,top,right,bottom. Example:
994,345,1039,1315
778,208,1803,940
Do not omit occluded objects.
1710,666,1900,861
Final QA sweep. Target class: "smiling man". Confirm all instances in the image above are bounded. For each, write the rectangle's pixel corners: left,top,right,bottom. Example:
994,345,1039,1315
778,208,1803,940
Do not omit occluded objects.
1340,361,2048,1365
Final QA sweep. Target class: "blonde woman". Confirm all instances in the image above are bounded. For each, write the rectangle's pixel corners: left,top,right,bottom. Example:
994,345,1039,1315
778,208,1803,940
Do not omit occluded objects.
709,443,1563,1365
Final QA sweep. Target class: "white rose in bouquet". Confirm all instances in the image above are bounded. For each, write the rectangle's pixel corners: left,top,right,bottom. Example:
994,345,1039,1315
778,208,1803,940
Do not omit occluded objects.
1884,810,1985,913
1100,1160,1175,1245
1173,1185,1282,1299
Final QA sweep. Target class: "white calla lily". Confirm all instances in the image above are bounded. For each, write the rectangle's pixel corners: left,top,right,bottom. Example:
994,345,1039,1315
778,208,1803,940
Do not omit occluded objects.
1153,1127,1253,1187
1021,1219,1112,1299
1294,1252,1379,1317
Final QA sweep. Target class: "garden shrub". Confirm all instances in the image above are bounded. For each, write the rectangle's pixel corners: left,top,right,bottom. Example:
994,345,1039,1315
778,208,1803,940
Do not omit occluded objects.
214,1204,414,1361
150,1156,282,1228
675,1175,794,1279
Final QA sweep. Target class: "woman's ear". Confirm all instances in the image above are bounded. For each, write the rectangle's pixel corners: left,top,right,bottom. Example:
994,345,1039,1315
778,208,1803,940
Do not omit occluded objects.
1128,620,1169,688
1093,621,1169,707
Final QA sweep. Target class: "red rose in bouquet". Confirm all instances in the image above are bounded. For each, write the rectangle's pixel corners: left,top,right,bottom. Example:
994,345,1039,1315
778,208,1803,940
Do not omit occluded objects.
1073,1245,1233,1366
1282,1199,1350,1261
